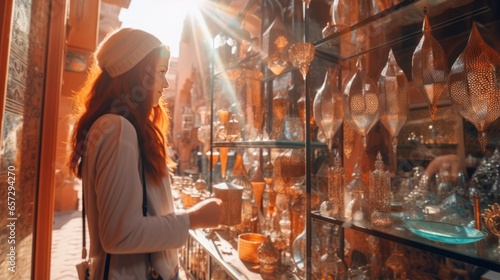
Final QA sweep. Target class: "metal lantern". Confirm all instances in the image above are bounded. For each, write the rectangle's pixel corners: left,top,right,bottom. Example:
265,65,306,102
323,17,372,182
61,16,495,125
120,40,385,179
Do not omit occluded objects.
412,10,448,121
449,22,500,153
262,16,291,76
289,42,316,80
379,49,409,153
343,55,380,149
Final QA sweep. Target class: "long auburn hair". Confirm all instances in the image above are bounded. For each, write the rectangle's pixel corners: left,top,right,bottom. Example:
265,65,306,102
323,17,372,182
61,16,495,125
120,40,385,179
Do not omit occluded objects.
69,46,174,185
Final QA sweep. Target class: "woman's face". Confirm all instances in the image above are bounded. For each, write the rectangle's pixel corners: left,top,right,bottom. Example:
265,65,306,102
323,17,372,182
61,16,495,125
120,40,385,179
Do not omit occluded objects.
152,52,170,107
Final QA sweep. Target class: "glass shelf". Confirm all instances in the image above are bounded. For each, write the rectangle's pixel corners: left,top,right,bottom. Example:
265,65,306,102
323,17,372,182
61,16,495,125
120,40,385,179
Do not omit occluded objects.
311,211,500,272
397,143,458,150
312,0,497,62
188,229,301,280
188,229,263,280
212,140,327,149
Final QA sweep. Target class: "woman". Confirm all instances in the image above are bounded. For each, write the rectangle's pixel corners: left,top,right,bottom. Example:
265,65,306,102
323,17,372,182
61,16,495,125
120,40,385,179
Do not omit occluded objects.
69,28,222,280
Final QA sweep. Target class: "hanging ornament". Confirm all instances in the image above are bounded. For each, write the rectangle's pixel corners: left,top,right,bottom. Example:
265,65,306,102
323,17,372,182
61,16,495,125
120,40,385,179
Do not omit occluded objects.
289,42,316,80
379,49,409,153
263,16,291,76
343,55,380,149
412,9,448,121
322,2,344,47
313,68,344,153
449,22,500,153
303,0,311,9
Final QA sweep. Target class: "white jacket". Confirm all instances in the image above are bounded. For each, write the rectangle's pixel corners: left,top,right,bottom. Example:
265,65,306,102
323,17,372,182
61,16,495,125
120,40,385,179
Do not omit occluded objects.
81,114,189,280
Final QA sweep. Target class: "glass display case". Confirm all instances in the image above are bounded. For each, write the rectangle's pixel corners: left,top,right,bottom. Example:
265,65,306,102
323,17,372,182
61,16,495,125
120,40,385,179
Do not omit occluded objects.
307,0,500,278
179,0,500,279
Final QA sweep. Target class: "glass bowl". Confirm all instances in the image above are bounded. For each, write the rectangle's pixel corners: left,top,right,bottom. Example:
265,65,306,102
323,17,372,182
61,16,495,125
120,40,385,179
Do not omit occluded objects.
403,220,486,245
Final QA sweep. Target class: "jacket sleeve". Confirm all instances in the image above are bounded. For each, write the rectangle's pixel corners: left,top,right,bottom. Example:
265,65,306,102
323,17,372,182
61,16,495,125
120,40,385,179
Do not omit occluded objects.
90,115,190,254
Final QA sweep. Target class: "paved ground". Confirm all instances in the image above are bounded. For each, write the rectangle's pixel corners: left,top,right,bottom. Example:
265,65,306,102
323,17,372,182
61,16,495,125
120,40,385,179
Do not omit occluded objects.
50,186,188,280
50,210,86,280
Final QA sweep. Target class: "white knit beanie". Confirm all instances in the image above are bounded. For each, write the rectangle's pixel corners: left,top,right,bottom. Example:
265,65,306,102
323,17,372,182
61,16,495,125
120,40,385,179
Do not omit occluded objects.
96,28,163,77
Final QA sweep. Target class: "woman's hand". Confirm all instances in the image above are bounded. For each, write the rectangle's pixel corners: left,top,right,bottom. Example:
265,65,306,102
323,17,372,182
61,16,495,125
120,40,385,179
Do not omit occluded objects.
187,198,223,229
425,154,462,180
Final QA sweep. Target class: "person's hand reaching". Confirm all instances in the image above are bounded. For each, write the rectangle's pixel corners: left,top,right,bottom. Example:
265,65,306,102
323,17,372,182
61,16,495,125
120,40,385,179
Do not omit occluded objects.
187,198,223,229
425,154,462,181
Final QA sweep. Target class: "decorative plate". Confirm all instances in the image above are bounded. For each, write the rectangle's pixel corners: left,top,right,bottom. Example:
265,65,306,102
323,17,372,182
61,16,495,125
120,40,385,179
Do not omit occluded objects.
403,220,486,244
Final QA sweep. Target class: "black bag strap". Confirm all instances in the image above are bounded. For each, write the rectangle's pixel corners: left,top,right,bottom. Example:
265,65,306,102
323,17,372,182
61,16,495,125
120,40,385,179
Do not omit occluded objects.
82,155,148,280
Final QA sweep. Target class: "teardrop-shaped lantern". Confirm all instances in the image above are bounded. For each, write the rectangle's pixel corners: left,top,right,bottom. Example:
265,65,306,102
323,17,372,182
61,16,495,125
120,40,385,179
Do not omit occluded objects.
343,55,380,149
449,22,500,153
411,10,448,121
379,49,409,153
289,42,316,80
313,68,344,152
332,0,359,30
263,16,291,76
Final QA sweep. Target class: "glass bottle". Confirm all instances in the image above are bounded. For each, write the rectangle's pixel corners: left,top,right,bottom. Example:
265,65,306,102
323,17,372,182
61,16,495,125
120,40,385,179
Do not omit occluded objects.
319,228,347,280
345,164,369,223
292,225,324,277
291,228,306,275
277,209,292,265
227,114,241,141
271,90,289,140
290,186,305,242
385,243,408,280
366,235,382,279
197,106,211,153
297,93,315,140
250,167,266,213
262,178,276,218
369,152,393,227
279,210,292,247
231,151,256,234
329,152,345,218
